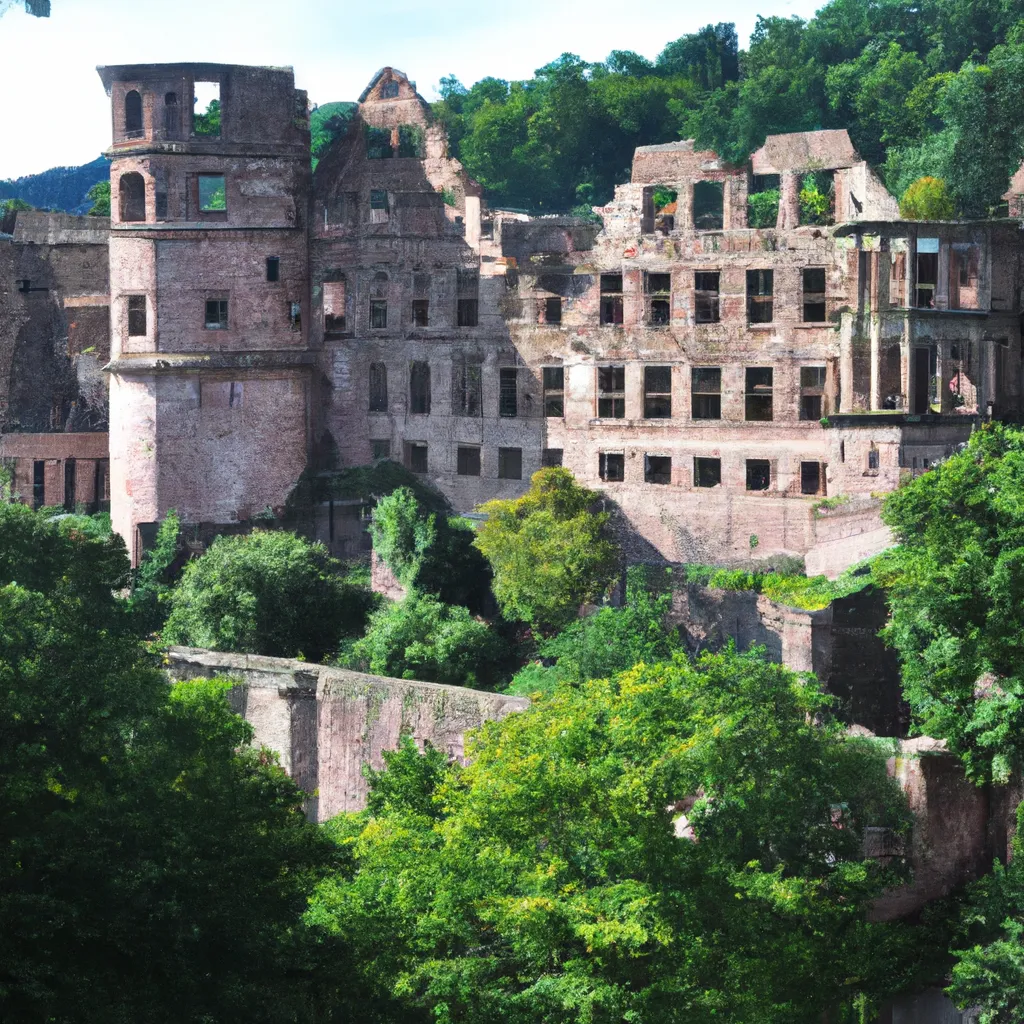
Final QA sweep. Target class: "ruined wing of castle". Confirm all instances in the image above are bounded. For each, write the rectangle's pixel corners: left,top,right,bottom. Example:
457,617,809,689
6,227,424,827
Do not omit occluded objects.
1,61,1021,571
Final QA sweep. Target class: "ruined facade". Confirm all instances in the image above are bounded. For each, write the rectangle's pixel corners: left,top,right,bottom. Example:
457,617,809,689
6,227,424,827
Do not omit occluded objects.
3,60,1021,570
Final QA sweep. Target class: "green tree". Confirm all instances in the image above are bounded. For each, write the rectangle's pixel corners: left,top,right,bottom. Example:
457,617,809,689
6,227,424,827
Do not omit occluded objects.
900,175,955,219
876,424,1024,781
310,648,922,1024
474,467,618,633
85,180,110,216
163,529,373,661
125,508,181,634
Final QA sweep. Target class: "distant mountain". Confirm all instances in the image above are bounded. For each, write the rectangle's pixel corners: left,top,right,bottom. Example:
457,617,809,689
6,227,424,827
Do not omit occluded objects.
0,156,110,215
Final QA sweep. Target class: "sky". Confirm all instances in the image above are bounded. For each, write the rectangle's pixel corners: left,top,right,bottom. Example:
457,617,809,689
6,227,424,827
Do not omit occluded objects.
0,0,823,180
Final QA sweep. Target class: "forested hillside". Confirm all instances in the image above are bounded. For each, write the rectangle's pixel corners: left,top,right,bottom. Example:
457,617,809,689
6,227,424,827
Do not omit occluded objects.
0,155,109,216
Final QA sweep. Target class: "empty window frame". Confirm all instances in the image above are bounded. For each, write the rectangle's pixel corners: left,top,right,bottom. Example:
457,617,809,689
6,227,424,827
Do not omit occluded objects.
163,92,179,137
691,367,722,420
498,447,522,480
599,452,625,482
33,460,45,509
380,80,400,99
192,80,221,137
746,459,771,491
265,256,280,282
457,445,481,477
542,448,563,467
693,180,724,231
915,238,938,308
800,461,822,495
371,439,392,460
154,169,168,221
544,296,562,324
499,367,519,418
868,446,880,471
124,89,143,138
198,174,226,212
950,244,980,310
366,125,393,160
600,273,624,325
597,365,626,418
645,454,672,485
288,301,301,331
368,362,388,412
745,367,773,421
127,295,147,337
409,361,431,414
803,267,827,322
407,442,428,474
694,457,721,488
370,272,388,329
800,366,826,420
323,278,347,333
411,271,430,326
457,269,479,327
543,366,564,417
644,365,672,418
118,172,145,223
645,272,671,326
397,125,423,158
369,189,390,223
204,298,229,329
747,269,774,323
695,272,720,323
451,359,482,417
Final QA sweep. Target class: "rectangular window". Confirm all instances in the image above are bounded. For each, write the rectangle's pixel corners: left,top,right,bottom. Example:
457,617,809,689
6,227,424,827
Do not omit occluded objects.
397,124,423,158
745,367,773,421
369,299,387,329
323,278,346,333
198,174,226,212
499,368,518,418
154,169,168,220
544,296,562,324
645,272,671,326
127,295,146,336
369,362,388,412
599,452,625,482
868,447,880,471
889,252,906,308
694,457,721,488
192,80,221,137
288,301,301,331
600,273,623,325
747,269,774,323
542,448,563,468
693,180,724,230
645,455,672,485
408,442,428,474
543,366,564,417
457,446,481,477
800,461,821,495
411,299,429,326
266,256,280,283
457,299,479,327
802,267,826,322
695,272,720,323
915,238,938,308
457,269,479,327
33,460,45,509
371,439,391,460
410,361,431,414
746,459,771,491
498,447,522,480
950,244,980,310
366,125,393,160
204,298,228,329
800,365,826,421
644,365,672,419
369,189,389,223
597,365,625,418
452,359,482,417
691,367,722,420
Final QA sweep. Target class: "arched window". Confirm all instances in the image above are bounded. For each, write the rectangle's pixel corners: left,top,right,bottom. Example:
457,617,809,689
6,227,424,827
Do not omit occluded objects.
164,92,179,137
369,271,388,329
124,90,143,138
119,172,146,223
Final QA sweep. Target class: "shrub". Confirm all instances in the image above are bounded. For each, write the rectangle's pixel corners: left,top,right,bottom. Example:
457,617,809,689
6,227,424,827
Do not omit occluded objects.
899,176,955,220
799,171,834,225
747,188,780,228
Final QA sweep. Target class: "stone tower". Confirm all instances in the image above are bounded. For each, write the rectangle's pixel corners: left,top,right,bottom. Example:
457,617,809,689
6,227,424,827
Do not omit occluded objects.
98,62,313,561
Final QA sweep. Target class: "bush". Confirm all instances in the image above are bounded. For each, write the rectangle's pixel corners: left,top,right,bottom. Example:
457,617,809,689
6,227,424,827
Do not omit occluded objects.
125,510,181,634
348,591,507,688
747,188,780,227
163,530,373,661
899,175,955,220
799,171,834,225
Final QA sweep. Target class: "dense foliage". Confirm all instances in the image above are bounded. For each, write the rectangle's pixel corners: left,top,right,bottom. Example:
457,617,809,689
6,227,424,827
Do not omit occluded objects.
163,529,373,661
310,649,921,1024
899,175,955,219
0,155,109,216
876,424,1024,782
474,467,618,633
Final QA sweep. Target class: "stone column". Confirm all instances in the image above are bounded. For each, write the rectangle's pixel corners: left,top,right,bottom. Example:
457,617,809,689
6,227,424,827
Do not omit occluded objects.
779,171,800,230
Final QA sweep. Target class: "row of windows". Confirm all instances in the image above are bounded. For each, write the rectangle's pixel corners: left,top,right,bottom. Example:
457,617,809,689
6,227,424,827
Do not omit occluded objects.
122,291,301,336
369,362,521,417
373,440,529,480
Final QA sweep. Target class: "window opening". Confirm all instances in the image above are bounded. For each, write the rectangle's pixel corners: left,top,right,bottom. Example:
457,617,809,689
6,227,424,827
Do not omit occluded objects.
868,446,880,471
412,272,430,327
410,361,431,414
370,272,388,329
457,269,479,327
803,267,827,322
747,269,774,323
371,439,391,460
397,125,423,158
745,367,773,420
63,459,76,512
746,459,771,491
408,442,428,474
544,296,562,324
800,462,821,495
118,172,145,222
151,169,168,222
645,455,672,485
369,362,388,412
644,365,672,418
889,251,907,308
365,124,393,159
693,180,724,231
950,244,980,310
694,456,721,487
598,365,625,418
915,238,938,308
380,80,400,99
323,278,346,333
192,81,221,137
695,272,720,323
542,448,563,467
266,256,280,282
691,367,721,419
799,170,834,226
645,272,671,325
198,174,226,212
370,189,390,223
288,302,301,331
124,90,143,138
205,298,228,329
33,460,45,509
499,367,518,418
127,295,146,337
600,273,623,325
457,446,481,477
800,366,826,420
228,382,243,409
163,92,179,138
452,359,482,417
599,453,625,482
543,366,564,417
498,447,523,480
748,174,780,228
